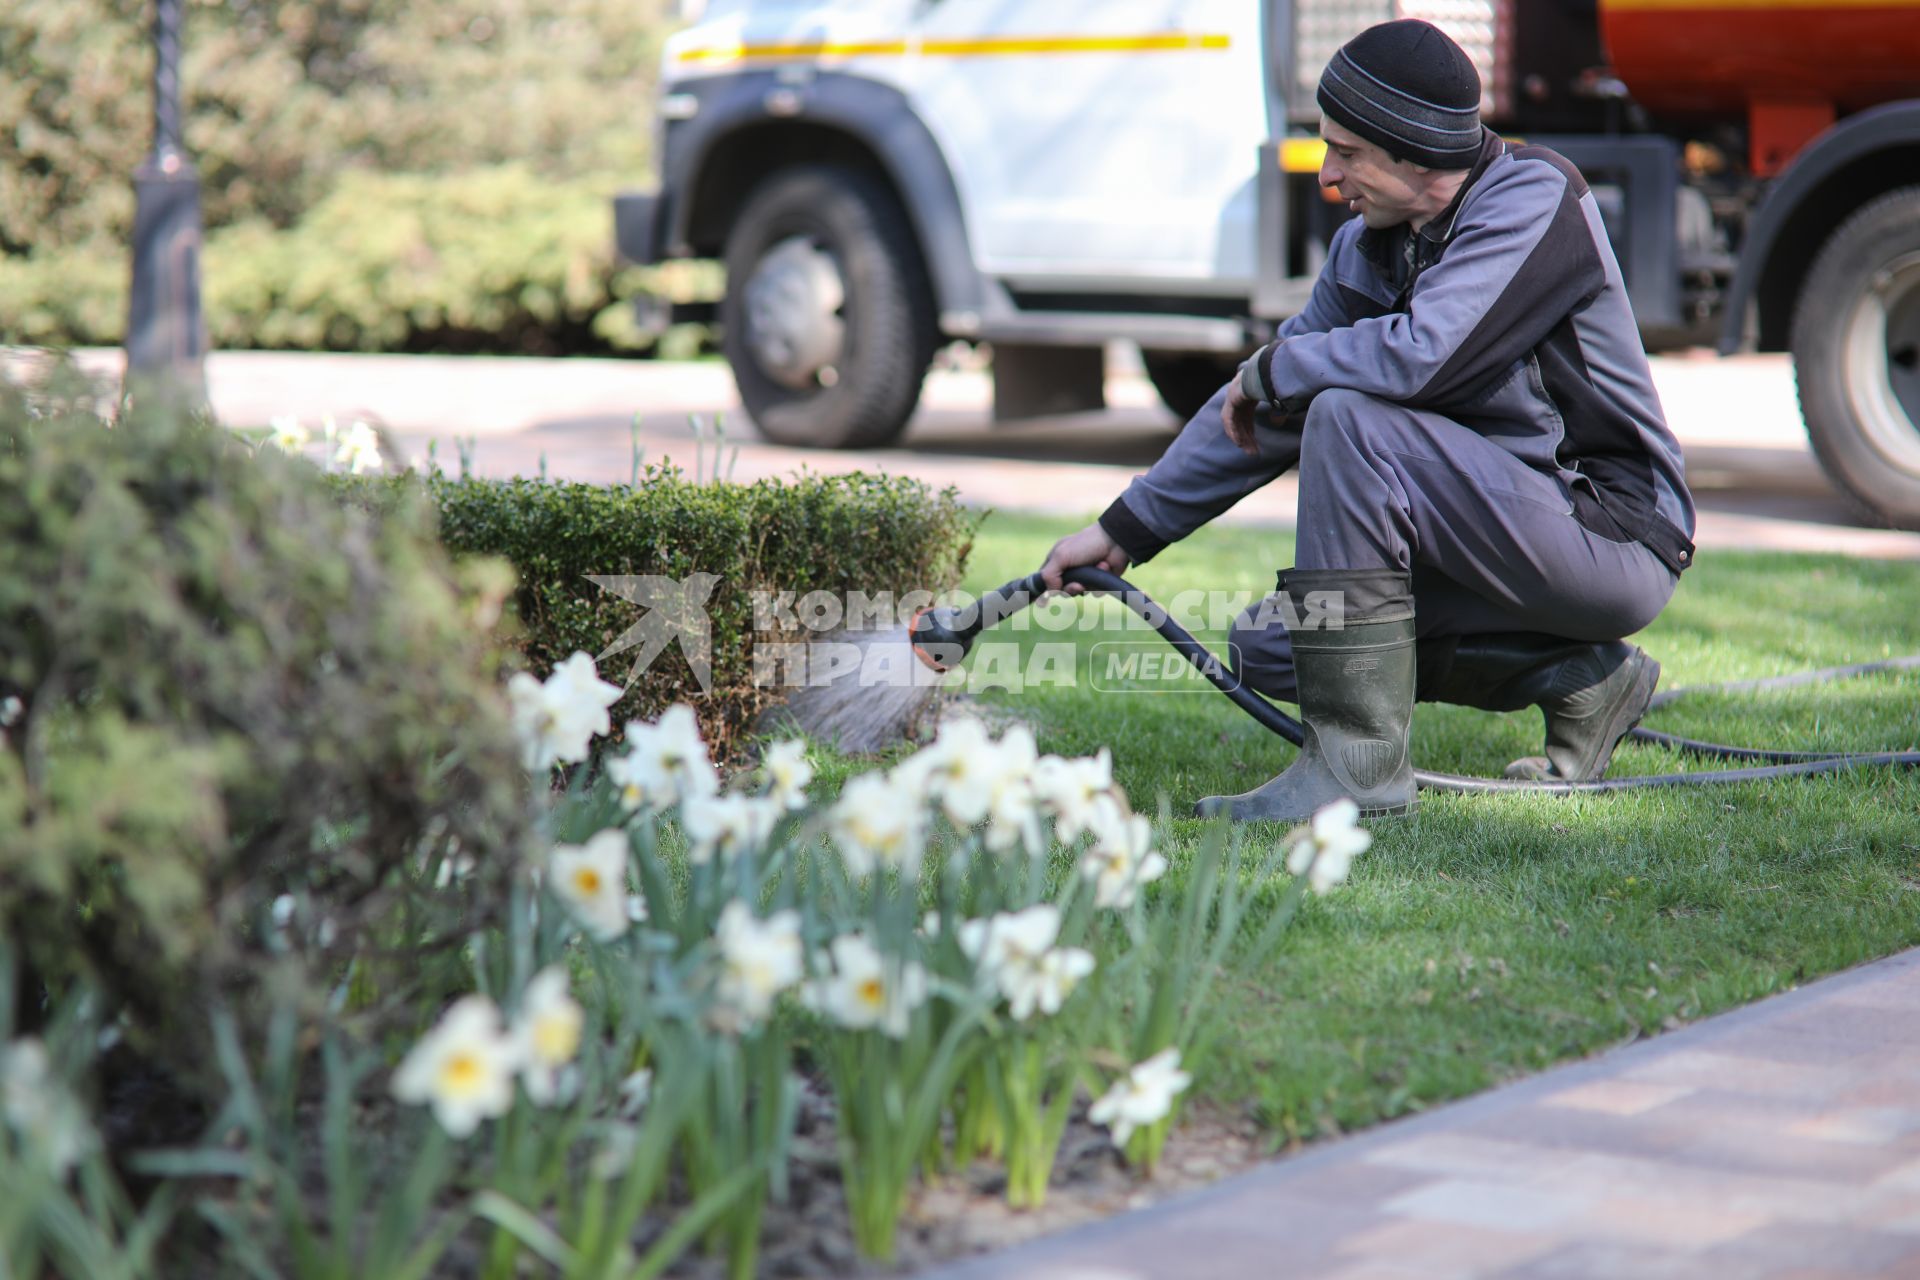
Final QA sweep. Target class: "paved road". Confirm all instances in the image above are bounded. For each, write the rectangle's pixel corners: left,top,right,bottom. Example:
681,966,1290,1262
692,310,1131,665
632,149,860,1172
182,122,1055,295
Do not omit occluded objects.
49,346,1920,559
921,948,1920,1280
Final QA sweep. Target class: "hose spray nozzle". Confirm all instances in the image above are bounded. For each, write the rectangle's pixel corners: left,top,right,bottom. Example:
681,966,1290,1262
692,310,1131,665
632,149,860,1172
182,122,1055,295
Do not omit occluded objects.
908,570,1049,671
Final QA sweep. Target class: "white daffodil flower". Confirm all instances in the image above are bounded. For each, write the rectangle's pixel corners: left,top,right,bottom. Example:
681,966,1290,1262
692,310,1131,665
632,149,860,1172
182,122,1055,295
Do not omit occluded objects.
514,966,585,1106
334,419,385,474
967,903,1061,975
912,716,1001,825
827,772,926,879
761,739,814,809
887,745,940,802
1032,749,1114,843
507,652,623,774
807,933,928,1039
604,749,670,814
1284,798,1372,894
995,723,1038,774
548,830,632,942
618,1067,653,1117
391,996,521,1137
680,791,779,864
712,901,803,1034
544,651,624,739
954,915,992,962
981,726,1043,854
1,1038,95,1175
615,704,720,810
905,718,1048,841
265,415,310,454
1089,1047,1193,1148
957,904,1095,1019
1000,944,1096,1022
1081,799,1170,909
982,774,1042,854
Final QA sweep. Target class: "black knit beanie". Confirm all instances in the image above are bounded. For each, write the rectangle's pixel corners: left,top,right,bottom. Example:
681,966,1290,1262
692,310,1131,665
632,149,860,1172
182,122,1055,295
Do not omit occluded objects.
1316,19,1482,170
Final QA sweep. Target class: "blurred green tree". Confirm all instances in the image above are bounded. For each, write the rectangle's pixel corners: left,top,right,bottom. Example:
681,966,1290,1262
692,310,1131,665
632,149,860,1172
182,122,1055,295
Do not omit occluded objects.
2,0,671,257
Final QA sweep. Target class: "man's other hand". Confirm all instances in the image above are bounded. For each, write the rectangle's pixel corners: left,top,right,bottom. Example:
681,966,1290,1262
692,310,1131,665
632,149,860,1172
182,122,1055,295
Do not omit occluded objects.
1039,523,1131,595
1222,373,1261,457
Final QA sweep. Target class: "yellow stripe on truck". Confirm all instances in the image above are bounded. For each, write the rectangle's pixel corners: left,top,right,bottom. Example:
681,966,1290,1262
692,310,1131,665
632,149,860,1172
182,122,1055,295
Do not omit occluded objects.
676,32,1232,64
1280,139,1328,174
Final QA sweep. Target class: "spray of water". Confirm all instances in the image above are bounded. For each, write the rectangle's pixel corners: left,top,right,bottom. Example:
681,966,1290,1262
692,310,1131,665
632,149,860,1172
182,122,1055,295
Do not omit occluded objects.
762,624,945,753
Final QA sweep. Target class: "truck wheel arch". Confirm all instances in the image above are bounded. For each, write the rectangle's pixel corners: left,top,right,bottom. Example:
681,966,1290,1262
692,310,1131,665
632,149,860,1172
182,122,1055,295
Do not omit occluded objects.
662,71,984,323
1720,102,1920,354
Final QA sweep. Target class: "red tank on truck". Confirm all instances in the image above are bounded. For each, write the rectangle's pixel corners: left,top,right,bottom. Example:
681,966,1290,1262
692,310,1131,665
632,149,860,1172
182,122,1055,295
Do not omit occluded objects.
614,0,1920,529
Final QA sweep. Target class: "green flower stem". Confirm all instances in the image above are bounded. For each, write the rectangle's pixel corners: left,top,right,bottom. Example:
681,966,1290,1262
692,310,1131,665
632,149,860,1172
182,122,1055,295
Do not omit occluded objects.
568,1174,608,1272
481,1104,533,1280
829,1034,902,1261
585,1062,691,1275
1125,1110,1180,1176
991,1036,1080,1209
676,1028,793,1280
952,1064,1004,1163
829,993,987,1260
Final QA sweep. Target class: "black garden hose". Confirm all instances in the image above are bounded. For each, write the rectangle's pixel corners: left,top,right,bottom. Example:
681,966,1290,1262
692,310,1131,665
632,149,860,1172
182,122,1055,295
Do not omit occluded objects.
907,567,1920,794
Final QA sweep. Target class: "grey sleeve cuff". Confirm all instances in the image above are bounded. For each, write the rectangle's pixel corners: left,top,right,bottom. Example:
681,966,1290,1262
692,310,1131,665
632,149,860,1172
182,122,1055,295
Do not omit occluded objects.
1098,495,1169,565
1239,340,1282,404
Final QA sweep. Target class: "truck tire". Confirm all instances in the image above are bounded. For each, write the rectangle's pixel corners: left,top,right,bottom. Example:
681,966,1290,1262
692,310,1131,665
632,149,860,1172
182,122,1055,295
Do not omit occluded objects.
1791,185,1920,530
1141,350,1244,424
721,165,936,449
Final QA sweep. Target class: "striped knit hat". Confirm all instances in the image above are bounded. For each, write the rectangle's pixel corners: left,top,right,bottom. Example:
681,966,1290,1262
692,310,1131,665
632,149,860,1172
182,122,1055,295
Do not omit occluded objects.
1316,19,1482,170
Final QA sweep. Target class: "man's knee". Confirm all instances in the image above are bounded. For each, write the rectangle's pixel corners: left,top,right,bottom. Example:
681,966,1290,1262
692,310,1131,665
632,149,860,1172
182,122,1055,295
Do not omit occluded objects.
1303,387,1393,438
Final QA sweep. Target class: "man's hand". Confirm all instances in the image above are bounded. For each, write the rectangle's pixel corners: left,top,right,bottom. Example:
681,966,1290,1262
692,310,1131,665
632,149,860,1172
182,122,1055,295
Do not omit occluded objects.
1222,372,1261,457
1039,522,1131,595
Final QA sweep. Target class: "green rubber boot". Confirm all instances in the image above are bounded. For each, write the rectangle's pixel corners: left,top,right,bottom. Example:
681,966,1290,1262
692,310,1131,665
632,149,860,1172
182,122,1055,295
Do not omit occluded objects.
1196,569,1417,822
1417,634,1660,782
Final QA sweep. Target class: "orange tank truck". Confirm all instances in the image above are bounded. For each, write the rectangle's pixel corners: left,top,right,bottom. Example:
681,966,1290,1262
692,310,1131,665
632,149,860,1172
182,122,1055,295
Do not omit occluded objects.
1601,0,1920,171
1534,0,1920,526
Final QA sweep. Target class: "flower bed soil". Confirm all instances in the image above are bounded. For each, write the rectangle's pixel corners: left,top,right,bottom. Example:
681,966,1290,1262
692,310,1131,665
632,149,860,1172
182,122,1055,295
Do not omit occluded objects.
664,1082,1267,1278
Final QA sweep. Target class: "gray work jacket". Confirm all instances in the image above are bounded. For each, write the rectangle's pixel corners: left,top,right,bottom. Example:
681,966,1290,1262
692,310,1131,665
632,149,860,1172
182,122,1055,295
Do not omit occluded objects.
1100,128,1697,577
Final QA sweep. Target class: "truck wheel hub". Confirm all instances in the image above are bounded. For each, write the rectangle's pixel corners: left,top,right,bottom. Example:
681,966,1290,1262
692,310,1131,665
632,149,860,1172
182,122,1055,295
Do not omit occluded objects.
743,236,846,390
1846,250,1920,477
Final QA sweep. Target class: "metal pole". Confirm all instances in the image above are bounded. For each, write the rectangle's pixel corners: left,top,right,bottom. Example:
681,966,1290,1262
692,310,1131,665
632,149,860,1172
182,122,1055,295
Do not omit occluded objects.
125,0,208,406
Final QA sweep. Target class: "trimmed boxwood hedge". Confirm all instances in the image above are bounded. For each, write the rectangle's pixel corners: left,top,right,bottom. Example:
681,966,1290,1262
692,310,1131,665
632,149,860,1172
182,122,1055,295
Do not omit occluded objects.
335,467,981,756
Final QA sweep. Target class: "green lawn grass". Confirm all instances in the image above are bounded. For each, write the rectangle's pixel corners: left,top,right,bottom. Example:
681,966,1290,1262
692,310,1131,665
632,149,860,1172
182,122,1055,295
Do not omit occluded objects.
892,509,1920,1149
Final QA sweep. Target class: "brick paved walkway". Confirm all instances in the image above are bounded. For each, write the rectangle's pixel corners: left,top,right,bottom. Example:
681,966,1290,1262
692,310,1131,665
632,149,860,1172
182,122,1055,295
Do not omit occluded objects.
924,948,1920,1280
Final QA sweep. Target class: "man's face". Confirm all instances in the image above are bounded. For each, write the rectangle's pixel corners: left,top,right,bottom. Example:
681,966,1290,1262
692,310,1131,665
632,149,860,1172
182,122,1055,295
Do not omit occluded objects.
1318,118,1430,230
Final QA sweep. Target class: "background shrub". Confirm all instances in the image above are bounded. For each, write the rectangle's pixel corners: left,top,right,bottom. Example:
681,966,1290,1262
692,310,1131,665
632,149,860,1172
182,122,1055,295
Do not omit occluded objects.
5,0,669,251
1,0,700,354
0,362,534,1079
0,166,718,354
336,467,982,757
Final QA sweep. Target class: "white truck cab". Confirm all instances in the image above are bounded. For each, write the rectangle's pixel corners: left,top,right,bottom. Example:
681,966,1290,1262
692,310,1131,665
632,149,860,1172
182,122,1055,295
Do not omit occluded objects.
614,1,1447,445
